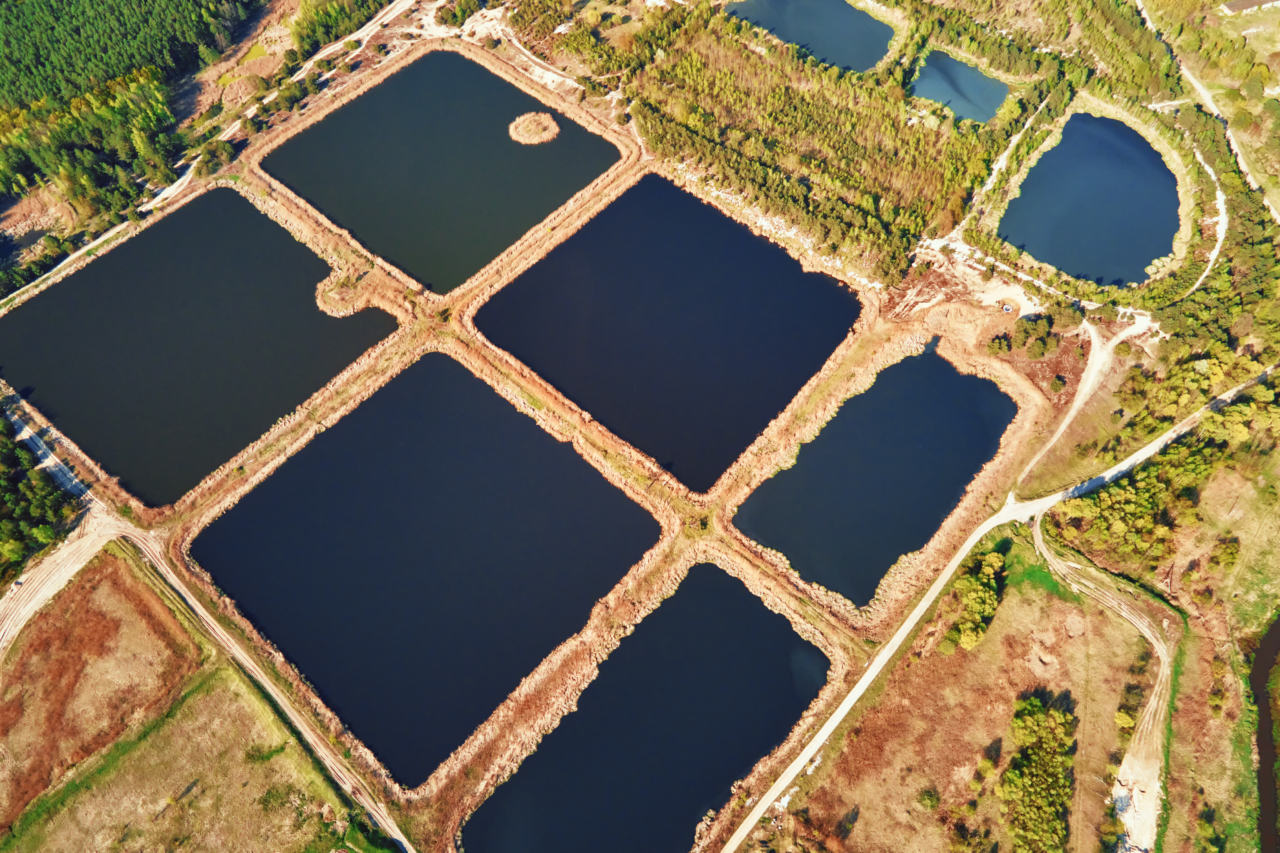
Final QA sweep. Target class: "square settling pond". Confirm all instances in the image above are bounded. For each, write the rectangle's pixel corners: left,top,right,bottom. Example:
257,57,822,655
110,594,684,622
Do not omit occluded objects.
461,563,829,853
734,344,1017,605
475,175,862,493
0,188,396,507
190,353,660,788
261,51,620,293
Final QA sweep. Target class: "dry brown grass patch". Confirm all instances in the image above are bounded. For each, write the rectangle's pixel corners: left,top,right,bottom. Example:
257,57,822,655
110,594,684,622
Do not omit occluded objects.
0,548,198,831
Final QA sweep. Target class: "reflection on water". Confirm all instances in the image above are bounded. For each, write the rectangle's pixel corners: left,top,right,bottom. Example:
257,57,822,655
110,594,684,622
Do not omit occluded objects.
911,51,1008,123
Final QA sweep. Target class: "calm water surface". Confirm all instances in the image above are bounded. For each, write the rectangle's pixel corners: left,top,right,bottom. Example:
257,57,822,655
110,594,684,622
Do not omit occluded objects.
191,354,660,787
911,52,1008,122
998,113,1180,286
727,0,893,71
462,563,828,853
263,51,619,293
0,189,394,507
476,175,861,493
1251,616,1280,850
735,346,1015,605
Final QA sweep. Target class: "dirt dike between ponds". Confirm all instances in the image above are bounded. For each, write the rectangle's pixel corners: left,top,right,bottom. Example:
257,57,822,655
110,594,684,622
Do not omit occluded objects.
6,29,1072,853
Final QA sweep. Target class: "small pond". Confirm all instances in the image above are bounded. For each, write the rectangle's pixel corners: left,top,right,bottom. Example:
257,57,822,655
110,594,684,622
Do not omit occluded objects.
997,113,1180,286
734,344,1016,605
475,174,861,494
911,51,1008,123
0,188,395,507
262,51,619,293
726,0,893,72
461,563,828,853
190,353,660,788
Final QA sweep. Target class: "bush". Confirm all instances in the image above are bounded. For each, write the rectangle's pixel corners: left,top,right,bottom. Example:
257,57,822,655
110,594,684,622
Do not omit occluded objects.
1049,375,1066,393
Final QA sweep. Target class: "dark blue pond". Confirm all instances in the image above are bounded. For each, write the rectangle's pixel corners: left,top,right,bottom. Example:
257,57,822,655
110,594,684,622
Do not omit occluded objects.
475,175,861,494
727,0,893,72
0,188,395,507
462,563,828,853
911,51,1008,123
997,113,1180,286
734,345,1016,605
190,354,660,787
262,51,619,293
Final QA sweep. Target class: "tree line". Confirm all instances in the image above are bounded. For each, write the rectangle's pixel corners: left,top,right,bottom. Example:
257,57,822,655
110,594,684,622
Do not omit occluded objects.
0,417,75,580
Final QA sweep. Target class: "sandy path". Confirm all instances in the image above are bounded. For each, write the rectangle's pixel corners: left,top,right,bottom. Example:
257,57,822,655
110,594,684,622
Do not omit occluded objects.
1032,514,1174,853
1177,147,1228,301
721,360,1276,852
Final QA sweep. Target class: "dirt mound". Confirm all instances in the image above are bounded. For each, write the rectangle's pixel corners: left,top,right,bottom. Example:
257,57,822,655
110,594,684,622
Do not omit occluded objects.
223,74,268,109
508,112,560,145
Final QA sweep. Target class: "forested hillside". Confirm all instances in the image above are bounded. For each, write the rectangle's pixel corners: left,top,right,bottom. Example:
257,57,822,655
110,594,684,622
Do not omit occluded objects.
0,0,253,108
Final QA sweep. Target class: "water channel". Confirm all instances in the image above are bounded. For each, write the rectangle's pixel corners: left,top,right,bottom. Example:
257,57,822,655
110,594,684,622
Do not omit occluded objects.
1250,615,1280,850
190,353,660,787
910,51,1008,123
734,344,1016,605
262,51,619,293
462,563,828,853
475,174,861,493
726,0,893,71
0,188,395,507
997,113,1180,286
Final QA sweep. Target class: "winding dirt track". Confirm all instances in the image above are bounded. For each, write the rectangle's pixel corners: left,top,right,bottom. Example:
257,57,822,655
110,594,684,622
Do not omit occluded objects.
1032,514,1174,853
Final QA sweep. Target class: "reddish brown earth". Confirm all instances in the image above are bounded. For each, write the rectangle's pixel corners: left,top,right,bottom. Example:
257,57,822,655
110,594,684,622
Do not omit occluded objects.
0,550,198,830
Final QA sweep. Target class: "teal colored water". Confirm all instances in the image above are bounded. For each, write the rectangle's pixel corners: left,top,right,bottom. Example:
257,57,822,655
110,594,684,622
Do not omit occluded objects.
911,51,1008,122
726,0,893,71
263,51,619,293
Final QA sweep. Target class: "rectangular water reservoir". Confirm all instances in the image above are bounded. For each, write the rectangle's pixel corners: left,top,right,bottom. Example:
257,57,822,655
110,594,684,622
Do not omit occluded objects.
262,50,621,293
190,353,661,788
0,188,396,507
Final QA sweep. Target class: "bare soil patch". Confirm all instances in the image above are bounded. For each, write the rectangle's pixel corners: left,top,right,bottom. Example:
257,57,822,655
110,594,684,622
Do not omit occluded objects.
0,547,198,831
790,576,1146,853
508,111,560,144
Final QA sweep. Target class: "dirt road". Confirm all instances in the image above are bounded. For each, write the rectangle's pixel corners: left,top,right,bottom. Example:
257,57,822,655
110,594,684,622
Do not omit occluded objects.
1033,514,1174,853
1019,314,1154,486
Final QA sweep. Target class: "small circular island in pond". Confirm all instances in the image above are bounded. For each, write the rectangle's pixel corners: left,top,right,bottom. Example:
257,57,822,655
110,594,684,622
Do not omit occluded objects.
508,111,560,145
